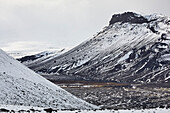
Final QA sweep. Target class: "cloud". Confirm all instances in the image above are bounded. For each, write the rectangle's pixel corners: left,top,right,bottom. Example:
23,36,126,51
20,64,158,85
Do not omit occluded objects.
2,41,51,51
0,0,170,53
0,0,93,46
1,41,64,58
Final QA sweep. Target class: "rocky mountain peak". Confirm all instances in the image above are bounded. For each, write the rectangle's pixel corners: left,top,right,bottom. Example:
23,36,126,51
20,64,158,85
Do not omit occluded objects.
109,12,149,25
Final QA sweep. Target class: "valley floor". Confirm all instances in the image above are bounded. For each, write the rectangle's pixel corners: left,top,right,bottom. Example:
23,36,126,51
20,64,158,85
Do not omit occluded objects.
52,81,170,109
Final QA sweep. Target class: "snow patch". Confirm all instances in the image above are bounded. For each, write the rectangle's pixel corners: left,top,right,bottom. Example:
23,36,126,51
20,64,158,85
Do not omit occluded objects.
117,51,133,63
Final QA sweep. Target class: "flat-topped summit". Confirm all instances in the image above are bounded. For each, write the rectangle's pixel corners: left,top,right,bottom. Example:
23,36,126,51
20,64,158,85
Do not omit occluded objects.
109,12,149,25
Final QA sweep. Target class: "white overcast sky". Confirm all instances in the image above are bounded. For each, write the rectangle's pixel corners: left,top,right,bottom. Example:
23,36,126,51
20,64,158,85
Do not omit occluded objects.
0,0,170,53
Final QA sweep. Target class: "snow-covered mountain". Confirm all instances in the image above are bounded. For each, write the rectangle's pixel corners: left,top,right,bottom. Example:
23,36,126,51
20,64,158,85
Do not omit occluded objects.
24,12,170,84
0,49,97,109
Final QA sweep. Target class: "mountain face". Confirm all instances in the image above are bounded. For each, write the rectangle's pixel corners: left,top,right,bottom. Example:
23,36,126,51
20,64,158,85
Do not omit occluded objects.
0,49,97,109
23,12,170,84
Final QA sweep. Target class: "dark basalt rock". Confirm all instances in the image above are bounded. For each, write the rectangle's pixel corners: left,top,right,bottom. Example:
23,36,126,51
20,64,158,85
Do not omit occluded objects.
0,108,10,112
109,12,149,25
44,108,53,113
17,54,43,63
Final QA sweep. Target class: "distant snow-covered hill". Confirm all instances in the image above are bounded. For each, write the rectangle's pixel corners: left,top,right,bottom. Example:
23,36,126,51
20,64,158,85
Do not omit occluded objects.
17,49,66,65
22,12,170,84
0,49,97,109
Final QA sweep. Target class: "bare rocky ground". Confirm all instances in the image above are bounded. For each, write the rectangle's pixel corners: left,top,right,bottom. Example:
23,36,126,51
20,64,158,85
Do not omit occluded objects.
55,82,170,110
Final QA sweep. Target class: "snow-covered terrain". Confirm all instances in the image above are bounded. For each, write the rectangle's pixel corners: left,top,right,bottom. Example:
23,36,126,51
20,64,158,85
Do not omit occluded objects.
0,105,169,113
6,46,63,59
0,49,98,109
17,48,66,65
21,12,170,84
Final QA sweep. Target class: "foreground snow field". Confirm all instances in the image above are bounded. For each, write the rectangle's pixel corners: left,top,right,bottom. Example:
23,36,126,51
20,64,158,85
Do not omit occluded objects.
0,105,169,113
0,49,98,109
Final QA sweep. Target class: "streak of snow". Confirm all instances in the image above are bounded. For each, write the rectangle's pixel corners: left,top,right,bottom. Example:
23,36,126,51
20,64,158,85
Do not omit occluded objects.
117,51,132,63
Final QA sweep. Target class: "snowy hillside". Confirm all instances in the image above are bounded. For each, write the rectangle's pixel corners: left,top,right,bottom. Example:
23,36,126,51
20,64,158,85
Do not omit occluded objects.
25,12,170,84
0,49,97,109
0,105,169,113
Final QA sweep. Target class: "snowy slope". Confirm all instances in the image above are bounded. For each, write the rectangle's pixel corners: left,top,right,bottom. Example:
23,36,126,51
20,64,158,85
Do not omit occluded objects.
0,49,98,109
0,105,170,113
26,12,170,84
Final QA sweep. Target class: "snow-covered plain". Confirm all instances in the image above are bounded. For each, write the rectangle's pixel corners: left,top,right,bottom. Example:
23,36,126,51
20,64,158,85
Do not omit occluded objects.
0,49,98,109
0,105,169,113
